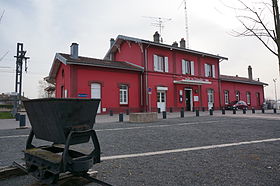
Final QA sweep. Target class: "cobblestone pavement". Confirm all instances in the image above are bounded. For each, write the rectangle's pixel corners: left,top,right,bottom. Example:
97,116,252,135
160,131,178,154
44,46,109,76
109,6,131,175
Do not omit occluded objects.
0,111,279,185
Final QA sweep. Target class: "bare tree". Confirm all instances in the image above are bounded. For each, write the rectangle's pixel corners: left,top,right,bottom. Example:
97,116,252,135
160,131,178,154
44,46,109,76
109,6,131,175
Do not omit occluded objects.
0,10,4,24
38,79,55,98
229,0,280,74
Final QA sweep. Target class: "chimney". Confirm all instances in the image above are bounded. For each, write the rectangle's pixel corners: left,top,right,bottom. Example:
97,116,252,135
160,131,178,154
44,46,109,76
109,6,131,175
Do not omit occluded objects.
180,38,186,48
70,43,79,59
153,31,160,43
110,38,115,47
248,65,253,80
172,41,178,47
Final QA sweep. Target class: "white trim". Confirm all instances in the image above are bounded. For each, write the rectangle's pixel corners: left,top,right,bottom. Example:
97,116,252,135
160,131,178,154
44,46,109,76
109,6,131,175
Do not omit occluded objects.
174,79,212,85
157,86,168,91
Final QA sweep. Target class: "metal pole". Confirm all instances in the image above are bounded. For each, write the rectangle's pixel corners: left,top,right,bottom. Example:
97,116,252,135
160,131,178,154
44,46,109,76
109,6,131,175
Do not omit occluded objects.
273,79,278,109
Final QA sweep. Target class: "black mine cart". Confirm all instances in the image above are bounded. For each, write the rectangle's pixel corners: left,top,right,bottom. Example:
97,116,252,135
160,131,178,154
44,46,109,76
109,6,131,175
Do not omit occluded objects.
20,98,107,185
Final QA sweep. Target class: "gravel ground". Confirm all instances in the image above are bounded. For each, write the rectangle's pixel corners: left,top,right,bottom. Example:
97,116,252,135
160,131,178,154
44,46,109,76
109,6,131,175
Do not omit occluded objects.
0,115,279,185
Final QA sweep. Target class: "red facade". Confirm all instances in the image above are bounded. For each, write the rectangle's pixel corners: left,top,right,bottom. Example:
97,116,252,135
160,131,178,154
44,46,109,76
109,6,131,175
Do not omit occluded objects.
48,34,267,113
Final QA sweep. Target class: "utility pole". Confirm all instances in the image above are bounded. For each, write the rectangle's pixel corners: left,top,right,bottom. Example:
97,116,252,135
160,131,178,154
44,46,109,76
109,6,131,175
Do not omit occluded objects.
12,43,29,115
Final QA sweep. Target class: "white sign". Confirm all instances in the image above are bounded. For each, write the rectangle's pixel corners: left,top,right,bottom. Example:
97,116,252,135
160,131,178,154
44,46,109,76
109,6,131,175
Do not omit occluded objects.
194,96,199,102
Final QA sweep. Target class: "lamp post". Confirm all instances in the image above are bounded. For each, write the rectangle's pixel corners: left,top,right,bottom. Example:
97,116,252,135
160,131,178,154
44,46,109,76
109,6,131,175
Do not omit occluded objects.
273,78,278,109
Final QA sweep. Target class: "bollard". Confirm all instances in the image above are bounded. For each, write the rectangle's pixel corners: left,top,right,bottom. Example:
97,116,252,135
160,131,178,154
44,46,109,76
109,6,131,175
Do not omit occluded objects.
180,108,184,118
222,108,225,115
126,109,129,115
209,109,213,116
243,108,246,114
252,107,255,114
192,107,195,112
233,108,236,114
262,108,265,113
19,114,26,128
119,113,123,122
196,110,199,117
202,107,205,112
274,108,277,114
15,113,20,121
158,108,161,113
109,110,113,116
162,111,167,119
169,107,173,113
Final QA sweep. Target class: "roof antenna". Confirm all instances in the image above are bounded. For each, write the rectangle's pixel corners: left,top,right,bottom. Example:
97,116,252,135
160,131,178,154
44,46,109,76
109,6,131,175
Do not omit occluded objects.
143,16,172,42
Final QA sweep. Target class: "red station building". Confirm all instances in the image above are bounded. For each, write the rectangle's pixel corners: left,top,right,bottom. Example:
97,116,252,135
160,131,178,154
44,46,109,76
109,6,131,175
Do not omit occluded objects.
47,32,267,114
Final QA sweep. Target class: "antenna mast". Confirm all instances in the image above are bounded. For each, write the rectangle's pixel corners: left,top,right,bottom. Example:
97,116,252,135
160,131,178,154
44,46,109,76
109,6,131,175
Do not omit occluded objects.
183,0,189,48
143,16,171,42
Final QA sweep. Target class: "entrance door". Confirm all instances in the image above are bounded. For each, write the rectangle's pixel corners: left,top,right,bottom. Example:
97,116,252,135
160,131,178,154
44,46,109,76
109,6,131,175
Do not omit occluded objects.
91,83,101,113
157,91,166,112
185,89,192,111
207,89,214,110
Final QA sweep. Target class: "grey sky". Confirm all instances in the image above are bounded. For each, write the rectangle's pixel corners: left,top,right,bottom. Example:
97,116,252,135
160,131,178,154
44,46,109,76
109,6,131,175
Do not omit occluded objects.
0,0,278,99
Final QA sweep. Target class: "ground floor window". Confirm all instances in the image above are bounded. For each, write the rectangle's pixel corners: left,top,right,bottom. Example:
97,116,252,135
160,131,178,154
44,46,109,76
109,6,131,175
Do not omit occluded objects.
256,92,260,106
246,92,251,105
207,89,214,110
120,85,128,104
236,91,240,101
224,90,229,104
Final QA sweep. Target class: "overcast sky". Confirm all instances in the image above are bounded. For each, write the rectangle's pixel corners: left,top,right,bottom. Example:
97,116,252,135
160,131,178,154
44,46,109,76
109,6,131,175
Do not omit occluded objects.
0,0,279,100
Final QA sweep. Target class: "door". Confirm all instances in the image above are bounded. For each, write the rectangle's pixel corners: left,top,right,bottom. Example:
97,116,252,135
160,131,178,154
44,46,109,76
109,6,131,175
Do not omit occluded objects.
207,89,214,110
91,83,101,113
157,91,166,112
185,89,192,111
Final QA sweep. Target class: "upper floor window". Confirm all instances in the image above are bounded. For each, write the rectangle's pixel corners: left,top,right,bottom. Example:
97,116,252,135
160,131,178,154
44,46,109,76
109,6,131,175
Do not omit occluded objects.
246,92,251,105
204,64,215,78
224,90,229,104
120,84,128,104
182,60,194,75
236,91,240,101
154,55,168,72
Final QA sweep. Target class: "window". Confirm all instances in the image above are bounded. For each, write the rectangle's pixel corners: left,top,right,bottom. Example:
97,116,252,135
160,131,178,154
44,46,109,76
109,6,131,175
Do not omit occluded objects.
236,91,240,101
205,64,215,78
224,91,229,104
256,92,261,106
182,60,194,75
246,92,251,105
154,55,168,72
120,85,128,104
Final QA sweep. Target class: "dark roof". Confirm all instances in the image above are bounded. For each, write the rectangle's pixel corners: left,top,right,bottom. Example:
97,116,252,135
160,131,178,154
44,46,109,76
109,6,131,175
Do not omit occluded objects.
104,35,228,60
59,53,143,72
48,53,143,83
220,75,268,86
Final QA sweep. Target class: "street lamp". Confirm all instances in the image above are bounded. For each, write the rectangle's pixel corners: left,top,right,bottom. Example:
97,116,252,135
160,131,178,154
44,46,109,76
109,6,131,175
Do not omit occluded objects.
273,78,277,109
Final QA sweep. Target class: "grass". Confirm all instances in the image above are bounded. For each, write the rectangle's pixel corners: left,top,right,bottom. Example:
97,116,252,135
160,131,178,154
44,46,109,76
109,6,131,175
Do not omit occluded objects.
0,112,14,119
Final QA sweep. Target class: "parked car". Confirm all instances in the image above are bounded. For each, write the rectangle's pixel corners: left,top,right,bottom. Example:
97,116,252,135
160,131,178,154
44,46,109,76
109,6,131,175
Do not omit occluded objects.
226,100,248,110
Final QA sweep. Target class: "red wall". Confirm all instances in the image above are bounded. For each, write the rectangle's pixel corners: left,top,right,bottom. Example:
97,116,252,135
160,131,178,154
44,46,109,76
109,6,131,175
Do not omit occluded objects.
55,63,142,113
221,81,265,109
55,63,71,98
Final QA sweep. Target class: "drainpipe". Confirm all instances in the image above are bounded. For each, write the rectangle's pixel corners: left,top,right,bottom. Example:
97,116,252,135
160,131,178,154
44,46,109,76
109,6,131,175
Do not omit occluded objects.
144,44,150,112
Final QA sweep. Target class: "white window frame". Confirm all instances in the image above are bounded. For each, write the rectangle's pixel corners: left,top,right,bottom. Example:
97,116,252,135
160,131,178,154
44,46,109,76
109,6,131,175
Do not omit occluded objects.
224,90,229,104
204,64,215,78
120,85,128,104
154,55,168,72
246,92,251,105
236,91,240,101
182,60,194,75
